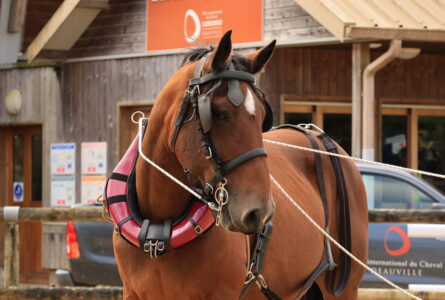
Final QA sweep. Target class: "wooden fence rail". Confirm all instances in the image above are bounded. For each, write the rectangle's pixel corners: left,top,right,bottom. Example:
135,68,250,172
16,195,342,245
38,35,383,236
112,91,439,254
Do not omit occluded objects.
1,206,445,298
0,287,445,300
1,207,445,223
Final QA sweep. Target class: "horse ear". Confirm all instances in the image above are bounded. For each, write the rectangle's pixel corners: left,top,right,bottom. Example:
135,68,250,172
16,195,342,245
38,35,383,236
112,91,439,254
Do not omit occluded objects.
209,30,233,71
247,40,276,74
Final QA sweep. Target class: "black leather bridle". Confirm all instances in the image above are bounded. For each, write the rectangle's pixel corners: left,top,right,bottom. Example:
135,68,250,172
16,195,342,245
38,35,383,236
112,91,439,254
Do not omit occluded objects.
171,56,273,205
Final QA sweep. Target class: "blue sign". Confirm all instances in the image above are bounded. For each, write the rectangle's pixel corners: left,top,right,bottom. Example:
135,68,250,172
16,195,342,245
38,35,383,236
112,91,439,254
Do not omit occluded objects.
13,182,24,202
51,144,75,150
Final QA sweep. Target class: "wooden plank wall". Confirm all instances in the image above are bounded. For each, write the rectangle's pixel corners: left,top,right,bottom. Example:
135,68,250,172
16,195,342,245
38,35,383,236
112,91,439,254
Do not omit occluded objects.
61,53,184,174
0,67,63,270
23,0,62,51
68,0,146,58
27,0,332,59
264,0,332,42
260,47,445,123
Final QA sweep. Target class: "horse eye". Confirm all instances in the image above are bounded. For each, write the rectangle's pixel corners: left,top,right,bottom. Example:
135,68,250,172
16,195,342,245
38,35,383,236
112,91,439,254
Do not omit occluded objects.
213,110,229,120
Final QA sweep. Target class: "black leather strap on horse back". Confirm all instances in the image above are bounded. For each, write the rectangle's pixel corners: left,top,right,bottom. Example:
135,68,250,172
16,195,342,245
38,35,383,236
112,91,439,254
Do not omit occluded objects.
222,148,267,174
305,135,330,236
189,70,255,86
316,132,352,296
294,261,330,300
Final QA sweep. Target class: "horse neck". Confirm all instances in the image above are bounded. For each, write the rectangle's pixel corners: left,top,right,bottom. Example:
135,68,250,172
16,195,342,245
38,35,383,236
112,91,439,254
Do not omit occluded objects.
135,108,191,224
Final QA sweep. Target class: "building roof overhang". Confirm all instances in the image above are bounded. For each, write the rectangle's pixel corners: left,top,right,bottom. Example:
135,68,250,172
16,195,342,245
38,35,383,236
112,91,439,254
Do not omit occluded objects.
294,0,445,42
26,0,109,62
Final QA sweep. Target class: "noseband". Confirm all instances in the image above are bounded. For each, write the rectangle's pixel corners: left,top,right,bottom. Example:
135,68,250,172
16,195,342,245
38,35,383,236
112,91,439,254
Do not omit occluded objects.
171,57,273,218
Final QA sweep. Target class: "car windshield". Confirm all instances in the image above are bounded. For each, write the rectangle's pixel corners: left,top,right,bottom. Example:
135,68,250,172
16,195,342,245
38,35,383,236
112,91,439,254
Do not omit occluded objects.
362,173,436,210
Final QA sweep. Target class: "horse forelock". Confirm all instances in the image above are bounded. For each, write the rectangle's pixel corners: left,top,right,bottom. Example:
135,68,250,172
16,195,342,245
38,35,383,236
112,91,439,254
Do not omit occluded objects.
182,46,251,72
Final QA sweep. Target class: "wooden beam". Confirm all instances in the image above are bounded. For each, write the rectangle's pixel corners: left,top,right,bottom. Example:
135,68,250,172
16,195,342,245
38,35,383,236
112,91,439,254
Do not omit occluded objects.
3,222,19,287
8,0,28,33
0,286,123,300
358,288,445,300
293,0,351,40
78,0,109,9
2,207,445,223
25,0,81,62
369,209,445,224
408,108,418,169
346,26,445,42
351,43,370,158
0,287,444,300
0,207,104,222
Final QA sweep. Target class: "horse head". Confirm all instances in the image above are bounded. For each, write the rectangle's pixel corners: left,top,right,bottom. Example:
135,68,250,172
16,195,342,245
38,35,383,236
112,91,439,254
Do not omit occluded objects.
170,31,276,234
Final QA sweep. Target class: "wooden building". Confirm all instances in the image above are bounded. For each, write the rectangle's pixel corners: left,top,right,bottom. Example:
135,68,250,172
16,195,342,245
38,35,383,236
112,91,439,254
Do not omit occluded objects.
0,0,444,283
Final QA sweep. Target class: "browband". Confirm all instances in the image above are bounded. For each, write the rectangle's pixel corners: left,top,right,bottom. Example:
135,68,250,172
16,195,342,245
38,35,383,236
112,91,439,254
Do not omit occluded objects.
189,70,255,86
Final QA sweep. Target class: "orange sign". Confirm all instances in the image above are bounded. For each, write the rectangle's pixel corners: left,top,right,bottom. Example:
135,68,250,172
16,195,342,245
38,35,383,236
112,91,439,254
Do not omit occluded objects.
147,0,263,51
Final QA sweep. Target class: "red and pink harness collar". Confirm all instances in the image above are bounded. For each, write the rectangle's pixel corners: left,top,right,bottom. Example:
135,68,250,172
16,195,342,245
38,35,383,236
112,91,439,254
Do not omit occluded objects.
104,123,214,257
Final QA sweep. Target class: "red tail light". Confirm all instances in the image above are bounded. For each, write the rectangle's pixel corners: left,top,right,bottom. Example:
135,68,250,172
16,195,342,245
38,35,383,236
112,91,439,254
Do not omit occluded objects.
66,221,80,258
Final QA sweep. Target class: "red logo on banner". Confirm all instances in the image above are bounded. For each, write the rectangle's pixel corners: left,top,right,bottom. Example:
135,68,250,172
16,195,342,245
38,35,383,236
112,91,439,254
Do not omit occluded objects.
384,226,411,256
147,0,263,51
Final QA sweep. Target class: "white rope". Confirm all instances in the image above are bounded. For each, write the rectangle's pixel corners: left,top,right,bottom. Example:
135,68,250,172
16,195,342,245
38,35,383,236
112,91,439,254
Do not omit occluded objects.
264,139,445,180
270,175,423,300
137,117,204,201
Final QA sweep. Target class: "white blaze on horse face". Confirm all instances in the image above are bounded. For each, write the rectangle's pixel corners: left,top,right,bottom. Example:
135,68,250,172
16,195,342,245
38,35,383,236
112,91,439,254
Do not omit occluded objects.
244,88,256,115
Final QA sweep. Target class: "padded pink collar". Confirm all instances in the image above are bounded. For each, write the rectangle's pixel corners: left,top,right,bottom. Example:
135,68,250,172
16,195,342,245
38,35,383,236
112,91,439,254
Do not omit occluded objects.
104,123,214,255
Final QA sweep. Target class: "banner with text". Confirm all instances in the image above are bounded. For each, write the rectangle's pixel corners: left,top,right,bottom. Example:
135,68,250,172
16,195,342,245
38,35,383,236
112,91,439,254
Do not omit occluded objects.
147,0,263,51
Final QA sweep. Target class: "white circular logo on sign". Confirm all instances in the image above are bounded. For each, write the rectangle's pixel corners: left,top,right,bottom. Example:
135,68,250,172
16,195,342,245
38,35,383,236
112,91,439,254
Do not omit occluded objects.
184,9,201,43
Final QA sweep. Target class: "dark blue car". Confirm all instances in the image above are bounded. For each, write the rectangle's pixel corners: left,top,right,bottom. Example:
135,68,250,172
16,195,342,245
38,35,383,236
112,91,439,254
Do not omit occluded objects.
56,163,445,290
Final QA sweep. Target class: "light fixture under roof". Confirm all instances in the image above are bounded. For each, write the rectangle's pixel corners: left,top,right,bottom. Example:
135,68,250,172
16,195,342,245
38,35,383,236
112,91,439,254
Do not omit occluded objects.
398,48,421,59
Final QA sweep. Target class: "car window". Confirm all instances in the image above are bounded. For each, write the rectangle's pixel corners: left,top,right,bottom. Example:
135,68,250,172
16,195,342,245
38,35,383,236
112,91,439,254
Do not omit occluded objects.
362,173,436,210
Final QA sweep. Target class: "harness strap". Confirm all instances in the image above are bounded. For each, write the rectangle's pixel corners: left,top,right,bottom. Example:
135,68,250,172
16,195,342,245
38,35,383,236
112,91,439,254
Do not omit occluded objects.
260,287,282,300
317,132,352,296
264,124,352,299
110,173,128,182
305,134,336,270
239,222,273,300
107,195,126,205
189,70,255,86
171,92,192,148
171,57,206,148
222,148,267,174
294,261,330,299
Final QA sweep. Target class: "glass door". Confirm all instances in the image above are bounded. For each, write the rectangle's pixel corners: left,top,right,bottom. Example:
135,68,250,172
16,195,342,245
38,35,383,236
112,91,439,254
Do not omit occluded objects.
418,115,445,193
2,125,47,284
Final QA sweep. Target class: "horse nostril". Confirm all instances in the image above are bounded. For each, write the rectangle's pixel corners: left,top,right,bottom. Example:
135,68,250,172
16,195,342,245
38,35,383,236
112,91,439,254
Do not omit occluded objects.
243,209,262,231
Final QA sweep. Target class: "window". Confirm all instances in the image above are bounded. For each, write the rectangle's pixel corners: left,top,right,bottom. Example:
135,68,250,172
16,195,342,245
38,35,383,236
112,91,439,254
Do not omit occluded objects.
362,173,436,210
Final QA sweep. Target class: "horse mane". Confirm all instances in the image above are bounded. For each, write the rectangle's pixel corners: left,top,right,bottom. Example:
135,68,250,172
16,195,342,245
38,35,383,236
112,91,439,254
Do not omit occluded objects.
181,46,250,72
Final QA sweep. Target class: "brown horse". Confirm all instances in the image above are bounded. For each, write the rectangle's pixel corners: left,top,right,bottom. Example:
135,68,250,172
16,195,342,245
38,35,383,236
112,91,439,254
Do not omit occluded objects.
112,31,368,299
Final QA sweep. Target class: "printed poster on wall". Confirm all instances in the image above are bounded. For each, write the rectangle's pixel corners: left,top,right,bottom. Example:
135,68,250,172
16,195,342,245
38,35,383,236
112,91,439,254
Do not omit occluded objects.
147,0,263,51
81,142,107,175
81,176,106,204
50,143,75,175
51,176,75,207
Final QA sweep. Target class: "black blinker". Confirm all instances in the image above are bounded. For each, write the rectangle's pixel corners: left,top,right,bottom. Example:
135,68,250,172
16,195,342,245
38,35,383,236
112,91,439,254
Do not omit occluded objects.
262,100,273,132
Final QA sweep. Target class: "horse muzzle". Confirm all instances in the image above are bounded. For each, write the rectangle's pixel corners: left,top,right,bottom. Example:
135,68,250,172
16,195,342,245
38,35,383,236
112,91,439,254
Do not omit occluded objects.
222,194,275,234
